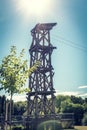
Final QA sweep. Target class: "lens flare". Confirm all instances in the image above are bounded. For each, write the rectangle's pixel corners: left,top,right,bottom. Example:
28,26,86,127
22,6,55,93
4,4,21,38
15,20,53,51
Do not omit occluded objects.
15,0,53,18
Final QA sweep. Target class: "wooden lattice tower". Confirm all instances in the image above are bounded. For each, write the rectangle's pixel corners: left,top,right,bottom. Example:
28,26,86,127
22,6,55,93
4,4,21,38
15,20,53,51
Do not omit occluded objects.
27,23,57,120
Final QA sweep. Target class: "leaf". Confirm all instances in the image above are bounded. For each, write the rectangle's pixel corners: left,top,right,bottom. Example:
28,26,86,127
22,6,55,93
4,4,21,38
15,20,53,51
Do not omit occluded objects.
0,46,40,98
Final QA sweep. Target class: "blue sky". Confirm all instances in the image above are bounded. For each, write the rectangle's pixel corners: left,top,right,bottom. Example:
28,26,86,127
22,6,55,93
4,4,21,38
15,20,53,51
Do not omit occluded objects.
0,0,87,101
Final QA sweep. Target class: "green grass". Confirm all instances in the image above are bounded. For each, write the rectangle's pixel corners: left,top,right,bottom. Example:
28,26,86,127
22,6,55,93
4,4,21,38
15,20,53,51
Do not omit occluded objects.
63,126,87,130
37,120,63,130
5,125,87,130
74,126,87,130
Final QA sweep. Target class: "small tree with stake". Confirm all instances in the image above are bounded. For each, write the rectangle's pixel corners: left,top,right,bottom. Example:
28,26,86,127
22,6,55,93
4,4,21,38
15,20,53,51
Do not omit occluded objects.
0,46,40,130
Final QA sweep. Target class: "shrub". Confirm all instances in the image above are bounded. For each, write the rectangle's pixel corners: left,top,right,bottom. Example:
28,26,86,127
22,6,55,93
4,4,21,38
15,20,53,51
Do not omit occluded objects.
82,113,87,125
37,120,63,130
12,126,23,130
61,120,74,129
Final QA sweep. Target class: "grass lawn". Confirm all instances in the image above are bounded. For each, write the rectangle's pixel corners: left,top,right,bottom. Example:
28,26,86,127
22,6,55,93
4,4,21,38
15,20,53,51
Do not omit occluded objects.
65,126,87,130
74,126,87,130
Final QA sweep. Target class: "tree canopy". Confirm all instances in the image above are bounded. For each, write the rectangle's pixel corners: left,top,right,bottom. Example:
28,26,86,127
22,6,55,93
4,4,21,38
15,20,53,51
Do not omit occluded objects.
0,46,28,95
0,46,40,96
0,46,40,130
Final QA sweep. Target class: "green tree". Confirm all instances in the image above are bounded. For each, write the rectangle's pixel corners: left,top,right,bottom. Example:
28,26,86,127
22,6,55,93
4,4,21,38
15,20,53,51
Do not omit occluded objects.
82,113,87,125
84,98,87,103
0,46,40,129
83,103,87,113
60,102,84,125
55,95,85,125
55,95,71,113
60,100,72,113
13,101,27,115
70,95,84,105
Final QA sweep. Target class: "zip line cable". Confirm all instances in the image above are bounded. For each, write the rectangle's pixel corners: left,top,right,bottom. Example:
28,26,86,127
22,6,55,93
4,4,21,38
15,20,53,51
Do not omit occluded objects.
52,37,87,52
51,34,87,52
52,34,87,49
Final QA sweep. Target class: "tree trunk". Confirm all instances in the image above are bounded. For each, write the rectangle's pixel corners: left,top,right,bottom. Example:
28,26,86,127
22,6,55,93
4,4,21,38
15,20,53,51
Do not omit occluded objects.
5,101,9,130
10,94,12,130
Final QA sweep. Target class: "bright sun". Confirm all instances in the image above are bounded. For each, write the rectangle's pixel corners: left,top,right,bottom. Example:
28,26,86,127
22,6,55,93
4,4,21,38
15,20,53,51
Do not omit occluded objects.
16,0,52,17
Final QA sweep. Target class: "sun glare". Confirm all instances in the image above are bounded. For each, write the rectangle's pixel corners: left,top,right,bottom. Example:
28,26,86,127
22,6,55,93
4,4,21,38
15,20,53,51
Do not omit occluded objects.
16,0,52,18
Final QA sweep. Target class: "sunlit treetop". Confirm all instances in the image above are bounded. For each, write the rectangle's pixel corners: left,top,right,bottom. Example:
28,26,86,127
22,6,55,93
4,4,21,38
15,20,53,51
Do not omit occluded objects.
0,46,40,96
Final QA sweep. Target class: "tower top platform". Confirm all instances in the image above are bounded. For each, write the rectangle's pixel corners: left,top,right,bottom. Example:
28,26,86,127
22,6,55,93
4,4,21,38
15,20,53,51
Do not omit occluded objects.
31,23,57,33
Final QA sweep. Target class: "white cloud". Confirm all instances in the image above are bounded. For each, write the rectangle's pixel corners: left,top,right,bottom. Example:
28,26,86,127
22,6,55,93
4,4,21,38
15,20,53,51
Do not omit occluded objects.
55,90,87,98
78,86,87,89
7,94,27,102
6,89,87,102
55,90,79,96
78,93,87,97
